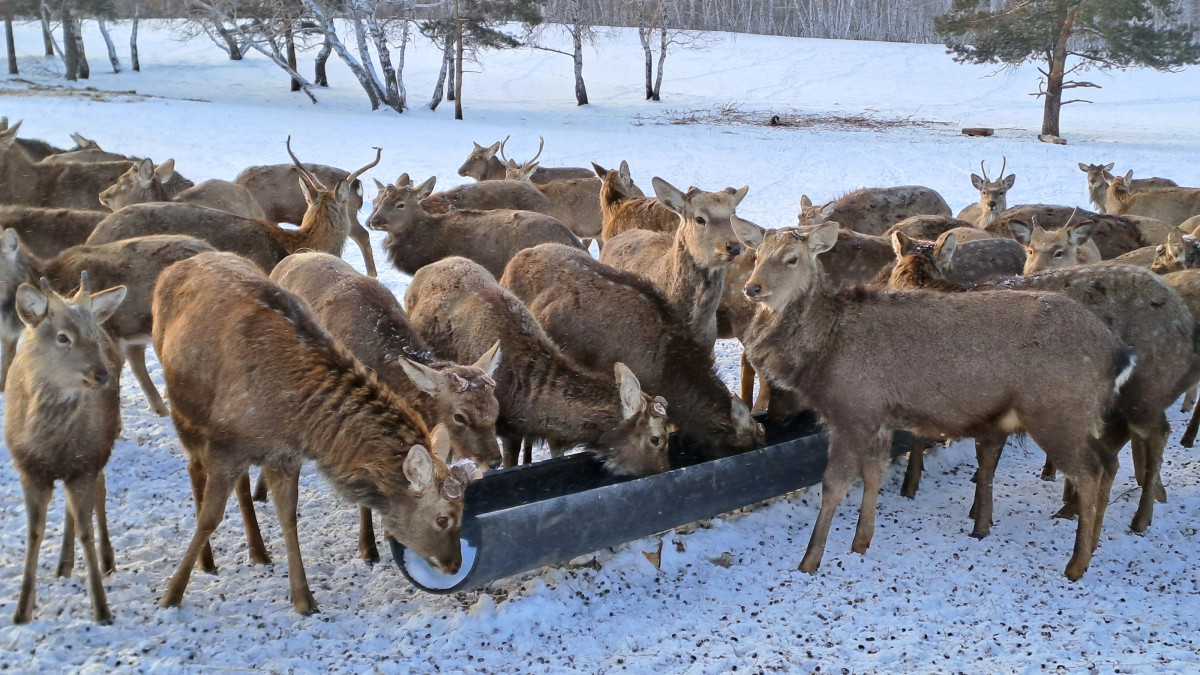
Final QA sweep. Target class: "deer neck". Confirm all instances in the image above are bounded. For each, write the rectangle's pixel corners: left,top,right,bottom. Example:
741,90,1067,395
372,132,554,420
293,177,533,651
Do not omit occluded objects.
1089,182,1108,213
502,344,619,445
287,199,348,255
746,277,838,397
666,232,726,347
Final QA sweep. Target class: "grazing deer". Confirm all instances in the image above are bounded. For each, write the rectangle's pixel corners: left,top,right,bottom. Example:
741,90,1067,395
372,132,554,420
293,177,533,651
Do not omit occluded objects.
601,178,749,350
796,186,952,236
236,159,379,277
886,230,1200,533
0,205,106,258
269,252,502,562
88,138,379,273
1008,214,1102,273
457,135,594,183
368,174,584,278
153,252,469,614
501,243,764,459
738,221,1133,579
406,256,671,475
597,162,677,245
957,158,1015,228
100,158,266,220
6,273,126,624
1106,170,1200,228
1,229,215,415
1079,162,1177,213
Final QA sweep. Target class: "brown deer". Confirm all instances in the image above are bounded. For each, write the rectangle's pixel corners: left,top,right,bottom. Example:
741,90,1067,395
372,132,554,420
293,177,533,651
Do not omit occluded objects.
406,256,671,474
1162,270,1200,417
597,163,678,245
1106,170,1200,228
882,215,978,242
367,175,584,278
269,252,502,562
39,133,134,164
503,161,607,247
957,158,1015,228
0,205,107,258
6,272,126,624
1152,228,1200,274
87,138,379,273
600,178,749,350
1079,162,1177,213
100,158,266,220
153,252,469,614
420,172,553,215
500,243,764,459
1008,215,1102,273
457,135,594,182
989,204,1147,258
796,186,952,236
1,229,215,414
885,230,1200,533
236,159,379,277
737,221,1133,580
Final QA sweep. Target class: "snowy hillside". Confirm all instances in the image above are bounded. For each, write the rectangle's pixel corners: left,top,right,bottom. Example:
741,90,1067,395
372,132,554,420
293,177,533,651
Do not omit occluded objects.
2,20,1199,672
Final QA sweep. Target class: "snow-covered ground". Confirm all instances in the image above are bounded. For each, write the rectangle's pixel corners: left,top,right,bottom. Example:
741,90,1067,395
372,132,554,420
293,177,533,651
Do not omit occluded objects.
2,19,1200,672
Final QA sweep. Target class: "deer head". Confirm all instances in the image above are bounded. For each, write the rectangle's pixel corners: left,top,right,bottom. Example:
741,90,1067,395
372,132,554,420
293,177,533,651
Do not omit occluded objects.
367,173,438,235
653,177,749,266
1009,211,1096,274
1152,228,1200,273
744,222,839,312
970,157,1016,221
98,158,175,211
457,137,507,181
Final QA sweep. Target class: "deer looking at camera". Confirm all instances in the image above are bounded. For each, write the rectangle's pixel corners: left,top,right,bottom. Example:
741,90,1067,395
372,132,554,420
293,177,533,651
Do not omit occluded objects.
1079,163,1177,214
957,158,1015,228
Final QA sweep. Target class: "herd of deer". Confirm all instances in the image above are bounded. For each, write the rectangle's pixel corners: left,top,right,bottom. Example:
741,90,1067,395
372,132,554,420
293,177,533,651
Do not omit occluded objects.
3,115,1200,625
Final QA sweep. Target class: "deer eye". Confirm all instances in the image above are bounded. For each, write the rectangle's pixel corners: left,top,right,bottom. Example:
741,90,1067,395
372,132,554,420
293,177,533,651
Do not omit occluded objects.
785,257,799,266
453,413,467,425
395,201,405,209
695,216,706,226
436,516,450,530
650,436,661,446
1054,251,1064,258
56,332,71,346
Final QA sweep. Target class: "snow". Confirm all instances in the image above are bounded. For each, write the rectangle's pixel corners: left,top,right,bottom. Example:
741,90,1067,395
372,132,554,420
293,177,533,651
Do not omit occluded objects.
3,18,1200,673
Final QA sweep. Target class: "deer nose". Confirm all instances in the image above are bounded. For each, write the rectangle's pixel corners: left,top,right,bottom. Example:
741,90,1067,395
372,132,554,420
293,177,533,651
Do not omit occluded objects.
369,217,385,231
488,457,502,470
987,200,997,209
745,283,761,298
727,242,742,257
94,371,110,387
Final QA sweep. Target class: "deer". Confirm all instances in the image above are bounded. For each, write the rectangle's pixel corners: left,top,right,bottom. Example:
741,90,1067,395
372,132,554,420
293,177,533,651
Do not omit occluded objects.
1,228,215,414
957,158,1016,228
502,159,632,248
796,186,952,236
367,174,584,278
236,159,379,277
884,229,1200,534
457,135,594,183
882,215,979,242
152,251,470,615
736,221,1133,580
87,138,380,274
597,162,678,245
989,204,1148,258
1106,170,1200,228
39,133,134,164
405,256,671,475
100,158,267,220
1008,214,1102,273
1152,228,1200,274
600,178,749,350
6,272,126,624
500,243,764,459
267,252,502,563
1079,162,1177,213
0,205,107,258
1162,270,1200,418
1,121,153,210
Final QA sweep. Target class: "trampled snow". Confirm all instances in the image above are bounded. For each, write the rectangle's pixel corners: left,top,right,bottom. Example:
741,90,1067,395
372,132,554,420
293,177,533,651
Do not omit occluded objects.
1,19,1199,673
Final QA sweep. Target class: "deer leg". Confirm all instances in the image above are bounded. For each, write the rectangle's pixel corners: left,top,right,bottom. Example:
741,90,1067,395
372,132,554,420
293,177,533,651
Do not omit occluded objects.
1181,400,1200,447
0,334,17,392
234,471,271,565
252,472,269,502
1040,458,1056,482
359,507,379,563
1130,413,1169,533
161,464,239,609
1064,467,1102,582
13,477,52,625
850,429,891,555
500,433,522,468
968,432,1008,539
348,221,377,277
1181,384,1197,413
899,435,924,500
752,379,772,415
185,456,218,574
95,471,115,575
522,437,534,464
126,343,169,417
263,464,318,615
739,352,755,406
64,474,113,624
56,497,76,578
799,429,861,574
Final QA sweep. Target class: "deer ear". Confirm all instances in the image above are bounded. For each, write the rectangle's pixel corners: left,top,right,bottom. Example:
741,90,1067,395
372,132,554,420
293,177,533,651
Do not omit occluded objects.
404,444,436,493
1103,162,1114,171
297,175,319,205
619,160,631,180
1124,170,1133,181
135,158,155,183
89,286,127,324
1002,174,1016,190
891,231,915,258
727,185,749,206
808,222,840,256
970,174,985,190
1008,222,1032,245
471,340,502,379
335,179,352,204
429,424,452,464
1068,221,1096,246
591,161,607,178
651,177,686,213
0,120,21,149
154,158,176,183
398,357,444,396
730,215,764,250
396,173,411,187
819,201,836,218
1077,163,1089,172
486,141,501,156
800,195,811,209
415,176,436,199
615,363,645,420
373,178,387,192
14,283,48,328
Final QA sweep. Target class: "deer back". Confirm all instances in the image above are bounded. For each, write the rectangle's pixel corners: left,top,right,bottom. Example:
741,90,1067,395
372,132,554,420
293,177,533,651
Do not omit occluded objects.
0,206,105,259
236,162,365,228
798,186,951,236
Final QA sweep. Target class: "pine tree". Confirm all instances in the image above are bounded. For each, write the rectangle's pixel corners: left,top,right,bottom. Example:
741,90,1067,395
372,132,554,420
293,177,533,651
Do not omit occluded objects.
935,0,1200,140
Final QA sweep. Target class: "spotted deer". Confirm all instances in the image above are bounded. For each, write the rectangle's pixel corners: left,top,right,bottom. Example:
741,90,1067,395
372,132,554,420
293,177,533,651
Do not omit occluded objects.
957,158,1015,228
796,186,951,236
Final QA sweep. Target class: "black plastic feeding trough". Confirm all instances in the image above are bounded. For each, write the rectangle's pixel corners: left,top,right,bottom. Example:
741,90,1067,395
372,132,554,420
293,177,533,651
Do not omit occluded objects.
390,413,913,593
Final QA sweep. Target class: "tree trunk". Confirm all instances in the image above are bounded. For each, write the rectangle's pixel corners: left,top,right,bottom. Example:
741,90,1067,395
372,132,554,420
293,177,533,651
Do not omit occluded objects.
5,14,16,76
286,22,300,92
366,8,401,111
315,35,332,86
429,41,449,110
638,26,653,100
1041,11,1078,139
446,41,456,101
74,18,90,79
214,21,243,60
571,24,588,106
454,0,463,120
130,6,140,72
395,19,409,112
40,3,54,56
62,5,79,80
296,0,383,109
98,19,120,73
653,22,667,101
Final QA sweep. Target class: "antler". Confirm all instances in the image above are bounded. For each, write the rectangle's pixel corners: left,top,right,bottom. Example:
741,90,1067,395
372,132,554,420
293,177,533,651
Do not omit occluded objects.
528,135,545,165
347,147,383,184
498,135,512,164
979,159,990,182
285,135,326,190
999,155,1007,179
75,271,93,307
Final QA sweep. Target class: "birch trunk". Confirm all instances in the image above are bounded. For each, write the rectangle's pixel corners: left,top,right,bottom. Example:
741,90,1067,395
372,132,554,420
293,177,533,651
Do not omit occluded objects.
62,5,79,80
5,14,16,76
571,25,588,106
653,22,667,100
130,7,140,72
315,35,332,86
365,8,402,111
638,26,653,100
98,19,120,73
429,42,449,110
73,17,89,79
